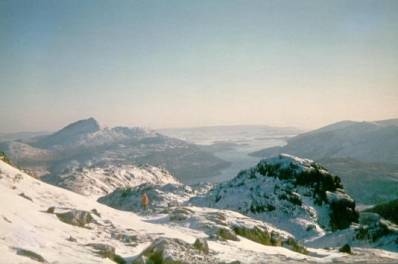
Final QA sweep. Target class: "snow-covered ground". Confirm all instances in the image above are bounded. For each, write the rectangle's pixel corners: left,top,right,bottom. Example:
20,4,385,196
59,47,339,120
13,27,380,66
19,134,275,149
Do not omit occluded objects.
1,159,398,263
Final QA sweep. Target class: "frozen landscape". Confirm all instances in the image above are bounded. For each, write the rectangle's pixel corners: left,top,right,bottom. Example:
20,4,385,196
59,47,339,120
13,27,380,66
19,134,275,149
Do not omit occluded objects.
2,0,398,263
1,153,398,263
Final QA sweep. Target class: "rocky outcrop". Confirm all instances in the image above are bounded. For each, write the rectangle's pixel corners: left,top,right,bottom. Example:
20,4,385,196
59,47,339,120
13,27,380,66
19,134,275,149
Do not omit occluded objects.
193,238,209,254
14,248,47,263
191,154,358,239
356,212,398,243
86,243,125,264
55,209,95,227
365,199,398,225
131,238,215,264
327,190,358,230
98,182,211,213
165,206,306,253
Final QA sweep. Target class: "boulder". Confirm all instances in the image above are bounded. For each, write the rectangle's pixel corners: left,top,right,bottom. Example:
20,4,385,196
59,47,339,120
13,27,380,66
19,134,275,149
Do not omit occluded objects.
56,209,95,227
86,243,125,264
15,248,47,263
132,237,215,264
193,238,209,254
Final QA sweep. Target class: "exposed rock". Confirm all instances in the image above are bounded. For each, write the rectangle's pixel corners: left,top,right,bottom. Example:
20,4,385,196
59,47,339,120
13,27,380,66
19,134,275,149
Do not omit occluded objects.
0,151,13,166
327,190,359,230
191,154,358,240
15,247,47,263
66,236,77,242
86,243,125,264
131,237,215,264
98,183,196,213
18,192,33,202
232,225,307,254
339,244,352,254
365,199,398,225
111,232,138,244
193,238,209,254
217,227,239,241
91,208,101,217
56,209,95,227
169,207,194,221
355,212,397,242
282,237,308,255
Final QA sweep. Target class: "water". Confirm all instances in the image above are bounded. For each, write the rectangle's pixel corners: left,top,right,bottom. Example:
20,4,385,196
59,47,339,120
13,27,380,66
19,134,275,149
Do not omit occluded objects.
158,126,298,184
192,137,288,184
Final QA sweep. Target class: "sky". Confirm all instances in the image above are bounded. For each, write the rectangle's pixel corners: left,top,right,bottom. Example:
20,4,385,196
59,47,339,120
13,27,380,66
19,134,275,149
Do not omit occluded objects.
1,0,397,133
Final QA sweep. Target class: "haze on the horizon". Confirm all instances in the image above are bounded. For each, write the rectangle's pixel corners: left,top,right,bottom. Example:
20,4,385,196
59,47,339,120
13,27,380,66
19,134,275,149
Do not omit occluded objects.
1,0,397,133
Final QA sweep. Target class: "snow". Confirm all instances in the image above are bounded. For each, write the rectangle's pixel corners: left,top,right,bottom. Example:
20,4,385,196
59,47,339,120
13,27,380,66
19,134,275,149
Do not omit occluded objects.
53,164,179,197
1,159,398,263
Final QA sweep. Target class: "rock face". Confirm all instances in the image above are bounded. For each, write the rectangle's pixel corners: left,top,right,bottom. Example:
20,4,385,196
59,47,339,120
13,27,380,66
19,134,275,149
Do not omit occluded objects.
326,190,358,230
86,243,125,264
356,212,398,243
15,248,47,263
163,206,306,254
191,154,358,239
55,209,95,227
131,238,215,264
365,199,398,225
193,238,209,254
0,151,12,166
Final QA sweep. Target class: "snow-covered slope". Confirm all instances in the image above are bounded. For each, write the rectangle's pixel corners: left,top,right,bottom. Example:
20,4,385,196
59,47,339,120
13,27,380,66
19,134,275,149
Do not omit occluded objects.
2,158,398,263
191,154,398,252
44,164,179,197
98,182,209,212
191,154,358,240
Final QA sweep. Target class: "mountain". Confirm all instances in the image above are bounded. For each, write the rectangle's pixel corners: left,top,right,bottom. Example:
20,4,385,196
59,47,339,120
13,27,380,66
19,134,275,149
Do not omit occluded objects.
0,118,229,191
190,154,398,250
32,117,101,148
191,154,358,240
250,119,398,204
251,119,398,164
1,154,398,263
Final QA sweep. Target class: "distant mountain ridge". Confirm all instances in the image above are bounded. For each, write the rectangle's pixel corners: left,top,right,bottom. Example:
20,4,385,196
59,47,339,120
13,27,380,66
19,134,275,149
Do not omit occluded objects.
32,117,101,149
0,118,229,191
250,118,398,204
252,118,398,164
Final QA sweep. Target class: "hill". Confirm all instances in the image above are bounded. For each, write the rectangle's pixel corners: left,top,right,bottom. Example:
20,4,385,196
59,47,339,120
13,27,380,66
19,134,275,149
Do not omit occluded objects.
0,118,229,191
250,119,398,204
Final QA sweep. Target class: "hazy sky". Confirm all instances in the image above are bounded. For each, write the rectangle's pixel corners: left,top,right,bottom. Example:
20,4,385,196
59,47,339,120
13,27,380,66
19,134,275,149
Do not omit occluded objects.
1,0,397,133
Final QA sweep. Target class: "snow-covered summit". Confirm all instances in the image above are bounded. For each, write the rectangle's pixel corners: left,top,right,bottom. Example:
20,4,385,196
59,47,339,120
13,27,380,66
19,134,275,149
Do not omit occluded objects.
34,117,101,148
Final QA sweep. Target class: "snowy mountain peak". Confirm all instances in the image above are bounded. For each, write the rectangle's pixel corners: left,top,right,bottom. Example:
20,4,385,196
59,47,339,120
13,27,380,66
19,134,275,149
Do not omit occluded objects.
54,117,101,136
33,117,101,148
